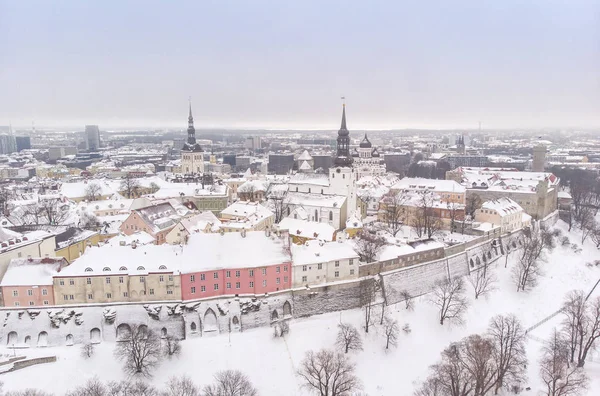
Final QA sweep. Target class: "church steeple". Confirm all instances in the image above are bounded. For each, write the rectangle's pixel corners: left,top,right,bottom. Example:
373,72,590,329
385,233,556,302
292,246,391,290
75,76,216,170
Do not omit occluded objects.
182,99,203,152
334,103,352,167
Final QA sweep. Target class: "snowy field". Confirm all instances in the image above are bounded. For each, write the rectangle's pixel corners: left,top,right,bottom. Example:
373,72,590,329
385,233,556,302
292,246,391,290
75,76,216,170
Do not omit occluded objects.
1,220,600,395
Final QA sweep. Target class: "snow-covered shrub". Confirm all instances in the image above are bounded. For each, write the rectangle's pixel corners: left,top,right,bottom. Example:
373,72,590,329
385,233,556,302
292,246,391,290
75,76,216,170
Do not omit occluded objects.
402,323,411,334
81,343,94,359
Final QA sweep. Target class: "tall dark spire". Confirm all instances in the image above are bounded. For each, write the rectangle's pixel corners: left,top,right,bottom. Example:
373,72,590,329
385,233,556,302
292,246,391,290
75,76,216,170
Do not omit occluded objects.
334,103,352,167
182,99,203,152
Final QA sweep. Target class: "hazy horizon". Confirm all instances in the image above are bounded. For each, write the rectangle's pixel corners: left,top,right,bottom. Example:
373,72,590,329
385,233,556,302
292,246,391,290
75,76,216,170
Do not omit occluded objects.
1,1,599,130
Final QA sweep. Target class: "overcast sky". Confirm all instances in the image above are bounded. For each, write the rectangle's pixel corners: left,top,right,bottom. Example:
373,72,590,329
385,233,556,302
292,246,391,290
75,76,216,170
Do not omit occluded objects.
1,0,599,130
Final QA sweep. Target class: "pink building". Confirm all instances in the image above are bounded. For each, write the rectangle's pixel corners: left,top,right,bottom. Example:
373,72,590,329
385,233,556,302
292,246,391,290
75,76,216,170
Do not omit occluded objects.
179,231,292,301
120,202,179,245
1,257,68,307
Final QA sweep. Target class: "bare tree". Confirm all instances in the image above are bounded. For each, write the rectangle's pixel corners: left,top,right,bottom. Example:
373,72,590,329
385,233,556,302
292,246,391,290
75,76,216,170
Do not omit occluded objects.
17,198,71,226
540,329,588,396
267,189,291,224
411,192,442,239
513,226,560,292
81,342,95,359
446,201,463,234
590,225,600,248
163,335,181,358
400,290,414,311
379,190,408,236
468,267,497,299
79,211,101,230
359,278,378,333
114,325,162,377
85,183,102,202
430,277,469,326
383,316,400,350
465,194,483,220
488,315,527,394
354,230,386,263
561,292,600,368
106,380,159,396
238,183,257,202
66,378,106,396
163,376,199,396
297,349,361,396
149,182,160,194
202,370,257,396
578,210,596,244
335,323,363,354
5,390,53,396
120,175,141,199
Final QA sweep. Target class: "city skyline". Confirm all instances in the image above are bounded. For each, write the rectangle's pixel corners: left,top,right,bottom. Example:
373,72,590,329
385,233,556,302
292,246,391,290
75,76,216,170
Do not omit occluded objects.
1,0,599,130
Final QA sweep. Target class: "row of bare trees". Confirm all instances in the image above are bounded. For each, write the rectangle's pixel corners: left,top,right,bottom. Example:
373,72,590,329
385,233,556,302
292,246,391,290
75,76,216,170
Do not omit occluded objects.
415,315,528,396
513,226,561,292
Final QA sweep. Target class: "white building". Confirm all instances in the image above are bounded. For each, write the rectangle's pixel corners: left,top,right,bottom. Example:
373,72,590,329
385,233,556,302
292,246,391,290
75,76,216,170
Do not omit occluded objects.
352,134,386,179
475,198,529,233
291,240,359,287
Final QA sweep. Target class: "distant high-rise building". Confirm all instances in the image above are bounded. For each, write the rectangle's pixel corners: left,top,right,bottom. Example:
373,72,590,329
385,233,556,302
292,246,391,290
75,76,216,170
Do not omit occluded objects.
244,136,262,151
312,154,333,172
532,144,547,172
15,136,31,152
223,154,236,167
0,135,16,154
85,125,101,151
268,154,294,174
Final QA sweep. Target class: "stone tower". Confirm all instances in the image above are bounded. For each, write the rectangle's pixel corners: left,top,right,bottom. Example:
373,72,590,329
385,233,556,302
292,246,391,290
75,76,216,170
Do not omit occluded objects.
329,104,357,220
532,144,546,172
181,100,204,175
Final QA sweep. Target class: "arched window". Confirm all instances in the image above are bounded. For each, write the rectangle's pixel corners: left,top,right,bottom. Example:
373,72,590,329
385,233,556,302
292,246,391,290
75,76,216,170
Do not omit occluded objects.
137,266,145,271
287,207,291,216
102,267,111,272
469,259,474,268
487,251,492,259
190,322,197,331
159,265,167,270
329,211,333,221
119,266,127,271
85,267,93,272
314,210,318,222
308,188,311,193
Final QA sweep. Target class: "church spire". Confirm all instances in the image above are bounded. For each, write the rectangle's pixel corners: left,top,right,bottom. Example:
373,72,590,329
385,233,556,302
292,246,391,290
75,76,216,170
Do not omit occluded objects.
182,99,202,152
334,103,352,167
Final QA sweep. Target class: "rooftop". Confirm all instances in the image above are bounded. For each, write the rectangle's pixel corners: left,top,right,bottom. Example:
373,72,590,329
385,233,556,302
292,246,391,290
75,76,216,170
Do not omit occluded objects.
1,257,67,287
291,240,358,266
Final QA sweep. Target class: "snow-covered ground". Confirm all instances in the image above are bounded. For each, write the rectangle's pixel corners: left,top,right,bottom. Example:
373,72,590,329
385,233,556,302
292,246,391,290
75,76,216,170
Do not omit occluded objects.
1,220,600,395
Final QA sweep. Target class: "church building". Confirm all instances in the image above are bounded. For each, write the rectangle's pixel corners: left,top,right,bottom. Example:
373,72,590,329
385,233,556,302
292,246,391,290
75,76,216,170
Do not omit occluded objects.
181,102,204,175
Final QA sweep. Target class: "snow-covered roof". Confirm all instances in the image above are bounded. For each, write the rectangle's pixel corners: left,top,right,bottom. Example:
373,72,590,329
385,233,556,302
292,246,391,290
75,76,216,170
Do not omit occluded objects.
391,177,466,193
179,211,222,233
107,231,156,247
286,192,346,208
558,191,572,199
288,173,330,187
133,202,180,233
299,161,312,171
221,201,274,221
238,180,270,193
291,240,358,266
278,218,336,242
1,257,66,287
297,150,313,161
480,198,523,217
346,212,363,229
59,231,291,276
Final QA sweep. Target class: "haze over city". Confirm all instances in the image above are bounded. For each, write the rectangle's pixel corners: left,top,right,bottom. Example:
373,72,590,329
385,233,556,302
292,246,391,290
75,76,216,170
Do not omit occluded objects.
1,0,599,130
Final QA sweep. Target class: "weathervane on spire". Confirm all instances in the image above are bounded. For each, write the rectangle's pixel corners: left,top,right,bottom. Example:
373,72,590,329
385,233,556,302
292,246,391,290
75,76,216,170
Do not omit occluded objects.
341,96,346,107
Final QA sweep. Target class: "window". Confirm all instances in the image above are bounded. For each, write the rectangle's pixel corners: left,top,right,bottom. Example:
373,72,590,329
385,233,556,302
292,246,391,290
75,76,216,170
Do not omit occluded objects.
226,271,231,278
249,281,254,288
191,287,196,294
159,275,164,282
200,274,206,281
69,279,74,285
302,265,307,271
43,300,49,305
284,276,288,283
262,268,267,276
214,284,219,290
335,271,339,277
349,259,354,265
284,265,288,272
106,277,111,284
317,263,323,270
106,293,112,299
350,269,355,275
42,289,47,296
88,293,93,299
302,276,307,282
14,302,19,306
59,279,64,286
28,301,34,306
119,276,124,284
249,269,254,277
27,289,33,296
235,270,240,277
200,286,206,292
168,275,173,282
85,277,91,284
123,292,128,297
213,272,218,279
149,289,154,295
329,211,333,221
64,295,69,300
12,290,18,297
190,275,195,282
335,261,340,267
139,276,145,283
276,266,280,273
262,280,267,287
167,290,173,295
276,277,280,284
226,282,231,289
235,282,240,289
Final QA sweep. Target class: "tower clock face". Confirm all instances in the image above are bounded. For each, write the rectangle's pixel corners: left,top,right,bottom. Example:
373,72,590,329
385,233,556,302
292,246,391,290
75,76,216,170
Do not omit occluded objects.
336,168,341,173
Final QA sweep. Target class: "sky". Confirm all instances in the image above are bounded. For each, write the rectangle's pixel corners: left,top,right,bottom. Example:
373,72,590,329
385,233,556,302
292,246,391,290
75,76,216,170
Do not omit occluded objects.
1,0,599,130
